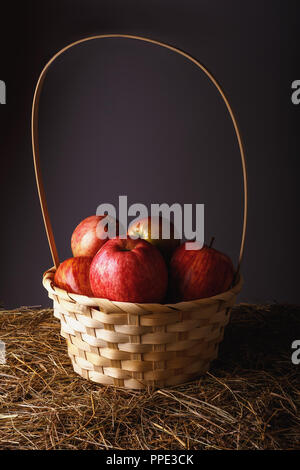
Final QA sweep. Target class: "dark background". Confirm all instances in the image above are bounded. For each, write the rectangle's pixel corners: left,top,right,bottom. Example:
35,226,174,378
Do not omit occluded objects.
0,0,299,308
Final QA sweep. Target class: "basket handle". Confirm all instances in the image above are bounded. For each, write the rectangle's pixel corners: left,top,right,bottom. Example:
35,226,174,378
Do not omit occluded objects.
32,34,248,274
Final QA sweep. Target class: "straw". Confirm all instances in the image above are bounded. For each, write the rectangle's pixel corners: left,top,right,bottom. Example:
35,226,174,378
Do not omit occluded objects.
0,304,299,450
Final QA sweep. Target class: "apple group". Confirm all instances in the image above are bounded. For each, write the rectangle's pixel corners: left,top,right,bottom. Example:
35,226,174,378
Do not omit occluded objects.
54,214,234,303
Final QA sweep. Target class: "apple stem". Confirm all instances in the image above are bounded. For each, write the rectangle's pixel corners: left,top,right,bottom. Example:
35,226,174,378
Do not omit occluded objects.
209,236,215,248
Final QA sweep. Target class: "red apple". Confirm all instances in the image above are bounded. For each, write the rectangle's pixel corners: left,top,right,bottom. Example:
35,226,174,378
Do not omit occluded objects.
71,215,120,258
128,216,180,262
89,237,168,303
54,257,93,296
169,243,234,301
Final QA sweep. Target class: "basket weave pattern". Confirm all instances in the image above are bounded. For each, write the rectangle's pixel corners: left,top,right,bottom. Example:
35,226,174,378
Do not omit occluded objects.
44,268,243,389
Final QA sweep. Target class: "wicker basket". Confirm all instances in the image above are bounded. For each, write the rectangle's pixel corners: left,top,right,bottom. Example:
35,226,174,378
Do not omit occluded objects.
32,35,248,390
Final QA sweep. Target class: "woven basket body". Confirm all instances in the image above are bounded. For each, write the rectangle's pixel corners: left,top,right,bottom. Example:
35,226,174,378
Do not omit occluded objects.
44,268,243,389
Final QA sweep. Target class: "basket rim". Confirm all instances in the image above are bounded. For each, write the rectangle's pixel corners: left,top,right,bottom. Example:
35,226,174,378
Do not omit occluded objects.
43,266,243,310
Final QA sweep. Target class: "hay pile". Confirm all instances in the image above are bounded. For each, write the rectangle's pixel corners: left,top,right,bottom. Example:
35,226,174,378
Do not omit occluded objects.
0,304,299,450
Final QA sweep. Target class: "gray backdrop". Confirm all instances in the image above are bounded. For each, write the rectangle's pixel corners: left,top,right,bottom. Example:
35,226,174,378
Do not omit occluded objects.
0,0,298,307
